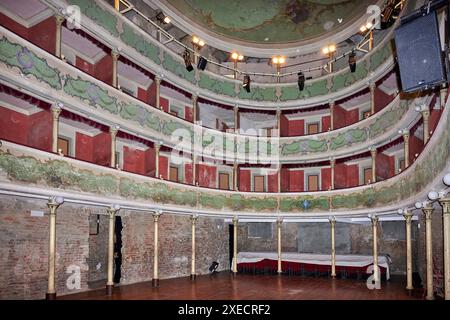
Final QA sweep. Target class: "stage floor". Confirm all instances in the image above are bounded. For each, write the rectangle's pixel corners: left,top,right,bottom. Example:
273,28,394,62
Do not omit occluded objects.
59,272,419,300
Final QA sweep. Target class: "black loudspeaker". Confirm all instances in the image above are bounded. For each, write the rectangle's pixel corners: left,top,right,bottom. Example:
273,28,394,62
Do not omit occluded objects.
197,56,208,70
394,11,446,93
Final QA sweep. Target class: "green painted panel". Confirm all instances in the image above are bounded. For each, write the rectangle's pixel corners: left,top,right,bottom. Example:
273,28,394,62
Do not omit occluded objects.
279,79,329,101
120,103,161,132
120,24,160,64
198,74,236,97
162,52,196,84
330,128,367,150
238,86,277,101
331,61,368,92
69,0,119,36
0,36,61,89
370,41,394,72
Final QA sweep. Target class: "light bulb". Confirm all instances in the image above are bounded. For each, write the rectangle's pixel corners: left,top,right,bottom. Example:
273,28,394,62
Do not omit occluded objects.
415,202,423,209
428,190,439,201
443,172,450,186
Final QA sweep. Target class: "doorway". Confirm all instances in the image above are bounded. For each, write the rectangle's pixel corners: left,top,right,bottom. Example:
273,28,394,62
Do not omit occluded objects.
113,216,123,284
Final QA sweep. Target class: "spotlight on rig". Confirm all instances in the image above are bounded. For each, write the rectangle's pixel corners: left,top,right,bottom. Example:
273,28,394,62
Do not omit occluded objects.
243,75,251,93
183,49,193,72
298,72,305,91
156,12,171,24
197,56,208,70
348,51,356,73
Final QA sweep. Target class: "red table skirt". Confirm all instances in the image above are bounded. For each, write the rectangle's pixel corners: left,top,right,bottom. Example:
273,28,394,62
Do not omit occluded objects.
237,259,387,277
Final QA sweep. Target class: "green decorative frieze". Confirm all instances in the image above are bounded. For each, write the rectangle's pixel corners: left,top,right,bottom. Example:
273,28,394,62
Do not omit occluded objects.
198,74,236,97
280,79,329,101
120,102,161,132
368,101,407,138
63,75,118,114
121,24,160,64
370,41,395,72
69,0,119,36
238,86,277,102
281,139,328,156
331,61,368,92
0,36,61,89
330,128,367,150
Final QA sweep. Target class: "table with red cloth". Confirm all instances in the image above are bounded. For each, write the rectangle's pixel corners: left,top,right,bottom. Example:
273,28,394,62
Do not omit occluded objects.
234,252,391,280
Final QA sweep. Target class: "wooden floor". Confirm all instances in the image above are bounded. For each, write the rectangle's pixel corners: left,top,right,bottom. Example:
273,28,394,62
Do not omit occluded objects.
59,272,420,300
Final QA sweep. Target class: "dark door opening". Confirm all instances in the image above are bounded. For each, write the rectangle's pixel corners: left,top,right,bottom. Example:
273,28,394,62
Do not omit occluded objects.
229,224,234,270
113,216,123,284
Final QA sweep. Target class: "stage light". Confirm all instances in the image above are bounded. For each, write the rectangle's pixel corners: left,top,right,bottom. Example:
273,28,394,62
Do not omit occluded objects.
197,56,208,70
322,47,329,55
329,45,336,53
272,57,279,64
443,172,450,186
298,72,305,91
156,12,170,24
231,52,239,60
192,36,199,44
272,56,286,65
243,75,250,93
183,49,193,72
238,54,244,61
348,51,356,73
360,25,367,32
322,45,336,56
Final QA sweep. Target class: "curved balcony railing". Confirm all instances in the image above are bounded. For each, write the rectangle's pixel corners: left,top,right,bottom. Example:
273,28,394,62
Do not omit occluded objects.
38,0,407,109
0,26,422,164
0,98,448,217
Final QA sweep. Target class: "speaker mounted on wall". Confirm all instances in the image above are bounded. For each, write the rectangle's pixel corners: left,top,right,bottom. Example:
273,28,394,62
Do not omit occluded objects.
394,10,447,93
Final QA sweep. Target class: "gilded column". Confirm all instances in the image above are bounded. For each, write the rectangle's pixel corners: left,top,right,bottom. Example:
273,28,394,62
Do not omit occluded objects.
190,215,198,280
421,107,430,144
371,215,380,286
51,104,62,153
330,158,335,190
46,196,63,300
370,147,377,183
55,15,65,58
277,218,283,274
404,210,414,291
192,94,198,124
152,212,161,287
110,126,119,168
232,217,238,274
155,77,161,110
423,205,434,300
329,101,334,130
370,82,376,115
439,198,450,299
330,217,336,277
106,205,120,295
111,50,120,88
402,130,410,168
155,143,160,178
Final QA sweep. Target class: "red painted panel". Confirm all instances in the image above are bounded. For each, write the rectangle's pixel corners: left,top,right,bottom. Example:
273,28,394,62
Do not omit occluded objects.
123,146,146,175
346,108,360,126
144,147,156,176
0,12,29,40
321,167,331,191
321,115,331,132
93,132,111,166
137,87,148,104
346,164,359,187
28,110,52,151
289,170,304,192
94,54,113,85
280,114,289,137
409,135,424,165
28,17,56,54
429,108,442,134
267,172,278,192
197,163,217,188
333,104,348,129
185,162,193,184
376,152,395,180
280,168,290,192
0,106,29,145
374,87,394,113
334,164,347,189
160,97,169,113
185,106,193,122
76,56,95,75
147,81,157,107
75,132,94,162
159,155,168,180
239,169,251,192
288,119,304,136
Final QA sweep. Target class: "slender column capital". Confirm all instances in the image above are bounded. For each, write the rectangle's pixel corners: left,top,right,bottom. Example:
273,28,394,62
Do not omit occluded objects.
369,81,376,91
51,104,62,120
402,131,410,142
421,109,430,119
330,158,335,168
276,217,283,226
153,211,162,222
329,216,336,226
370,215,379,226
55,15,65,26
109,125,119,138
232,216,239,225
234,105,239,112
47,196,63,214
370,147,377,158
107,205,120,219
111,50,120,61
191,94,198,104
190,214,198,225
403,211,413,223
154,76,161,85
439,198,450,213
328,100,335,108
423,206,434,220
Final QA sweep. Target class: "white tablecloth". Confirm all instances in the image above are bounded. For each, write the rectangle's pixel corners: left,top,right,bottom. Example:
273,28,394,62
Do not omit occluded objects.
234,252,390,279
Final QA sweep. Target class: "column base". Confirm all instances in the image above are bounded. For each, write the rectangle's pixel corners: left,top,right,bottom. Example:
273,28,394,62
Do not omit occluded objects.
190,274,196,281
426,295,434,300
152,279,159,287
106,284,114,296
231,271,237,277
45,292,56,300
331,274,336,278
406,287,413,296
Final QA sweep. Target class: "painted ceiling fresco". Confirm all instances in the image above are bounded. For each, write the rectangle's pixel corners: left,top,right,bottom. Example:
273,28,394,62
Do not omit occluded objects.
165,0,373,44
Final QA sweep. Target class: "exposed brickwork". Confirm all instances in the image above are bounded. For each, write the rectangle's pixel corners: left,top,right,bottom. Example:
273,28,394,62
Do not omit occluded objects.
0,196,230,299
